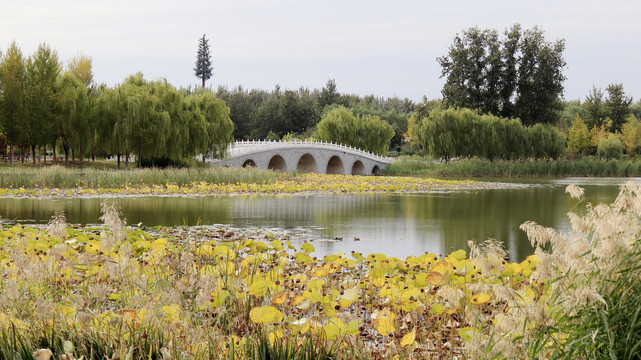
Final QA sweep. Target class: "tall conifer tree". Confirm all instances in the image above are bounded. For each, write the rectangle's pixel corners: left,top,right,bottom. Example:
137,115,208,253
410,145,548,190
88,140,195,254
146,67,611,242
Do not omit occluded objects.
194,34,213,88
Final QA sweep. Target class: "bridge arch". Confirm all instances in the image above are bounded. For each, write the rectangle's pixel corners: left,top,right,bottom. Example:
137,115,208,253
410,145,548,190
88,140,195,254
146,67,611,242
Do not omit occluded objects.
327,156,344,174
268,155,286,171
242,159,257,168
297,153,318,173
351,160,365,175
372,165,381,176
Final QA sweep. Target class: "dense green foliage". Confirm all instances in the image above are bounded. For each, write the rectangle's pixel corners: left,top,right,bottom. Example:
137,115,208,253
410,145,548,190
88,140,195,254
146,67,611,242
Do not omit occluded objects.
0,41,234,168
415,108,565,161
596,133,624,160
438,24,566,126
315,106,395,155
214,79,413,148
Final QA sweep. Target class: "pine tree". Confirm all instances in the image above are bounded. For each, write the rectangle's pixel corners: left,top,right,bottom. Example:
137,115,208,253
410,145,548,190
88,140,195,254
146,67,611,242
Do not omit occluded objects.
194,34,213,88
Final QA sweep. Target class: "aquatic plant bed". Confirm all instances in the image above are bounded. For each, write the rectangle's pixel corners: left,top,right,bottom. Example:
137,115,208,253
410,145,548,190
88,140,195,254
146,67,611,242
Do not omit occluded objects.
0,173,523,199
2,183,640,359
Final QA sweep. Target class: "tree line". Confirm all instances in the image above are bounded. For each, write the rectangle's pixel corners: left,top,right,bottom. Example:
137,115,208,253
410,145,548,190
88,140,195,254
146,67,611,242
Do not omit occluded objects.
0,42,233,168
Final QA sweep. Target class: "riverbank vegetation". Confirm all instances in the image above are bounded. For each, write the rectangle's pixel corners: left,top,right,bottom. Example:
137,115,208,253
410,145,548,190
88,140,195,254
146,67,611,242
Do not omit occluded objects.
0,183,639,359
384,156,641,177
0,166,486,198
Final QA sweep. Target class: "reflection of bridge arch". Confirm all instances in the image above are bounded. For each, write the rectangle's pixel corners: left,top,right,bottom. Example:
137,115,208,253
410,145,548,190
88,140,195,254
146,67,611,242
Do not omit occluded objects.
268,155,286,171
327,156,344,174
210,140,395,175
297,154,318,173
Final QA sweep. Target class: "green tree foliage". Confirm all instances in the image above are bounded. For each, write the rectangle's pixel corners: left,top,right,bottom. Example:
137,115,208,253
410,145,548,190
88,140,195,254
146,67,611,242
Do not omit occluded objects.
56,71,88,166
416,108,565,161
584,86,606,129
567,115,591,155
24,43,61,164
0,41,25,164
438,24,566,125
596,133,624,160
604,83,633,132
315,106,394,155
188,90,234,160
621,114,641,155
194,34,213,88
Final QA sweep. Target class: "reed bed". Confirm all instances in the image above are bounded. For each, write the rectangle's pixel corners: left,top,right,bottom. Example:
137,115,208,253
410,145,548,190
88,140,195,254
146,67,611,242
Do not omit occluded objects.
384,157,641,177
0,166,287,189
1,184,640,359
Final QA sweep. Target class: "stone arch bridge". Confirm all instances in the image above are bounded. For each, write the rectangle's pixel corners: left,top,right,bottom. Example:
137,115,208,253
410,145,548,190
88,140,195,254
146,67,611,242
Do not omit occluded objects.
209,140,395,175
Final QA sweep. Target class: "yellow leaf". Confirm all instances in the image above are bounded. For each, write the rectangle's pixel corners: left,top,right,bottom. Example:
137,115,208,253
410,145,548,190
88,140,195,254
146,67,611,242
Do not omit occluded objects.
162,304,180,323
249,306,283,324
401,329,416,347
458,327,474,341
470,293,491,305
108,292,122,300
270,291,289,305
323,317,345,340
301,242,315,254
426,271,444,286
248,279,272,297
269,240,284,251
374,308,396,336
338,287,359,309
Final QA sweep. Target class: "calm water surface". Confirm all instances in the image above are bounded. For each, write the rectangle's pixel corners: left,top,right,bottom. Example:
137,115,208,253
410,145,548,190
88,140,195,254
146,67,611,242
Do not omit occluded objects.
0,178,638,261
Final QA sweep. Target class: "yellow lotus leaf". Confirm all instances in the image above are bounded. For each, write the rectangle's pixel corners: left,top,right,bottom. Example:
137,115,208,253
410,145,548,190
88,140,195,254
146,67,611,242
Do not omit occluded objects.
291,273,308,284
268,330,282,346
295,252,313,264
470,293,491,305
269,240,284,251
458,327,474,341
447,249,466,260
296,299,311,310
270,291,289,306
249,306,283,324
151,238,167,253
248,279,272,297
301,242,315,254
195,244,214,256
292,294,306,307
401,328,416,347
379,285,400,303
323,317,345,340
108,292,122,300
400,287,421,305
307,278,324,290
338,287,360,309
211,290,230,307
85,241,101,254
286,240,296,250
374,308,396,336
214,245,236,260
290,317,311,333
162,304,181,323
310,267,328,278
429,303,445,315
426,271,445,286
431,261,452,275
346,319,360,335
372,277,386,287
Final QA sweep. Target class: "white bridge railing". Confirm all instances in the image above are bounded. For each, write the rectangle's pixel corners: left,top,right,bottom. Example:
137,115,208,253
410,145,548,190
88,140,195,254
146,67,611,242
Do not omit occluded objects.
223,140,394,163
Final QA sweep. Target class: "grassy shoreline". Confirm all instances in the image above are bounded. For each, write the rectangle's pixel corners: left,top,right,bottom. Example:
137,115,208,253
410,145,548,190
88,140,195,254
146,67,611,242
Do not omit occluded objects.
384,156,641,177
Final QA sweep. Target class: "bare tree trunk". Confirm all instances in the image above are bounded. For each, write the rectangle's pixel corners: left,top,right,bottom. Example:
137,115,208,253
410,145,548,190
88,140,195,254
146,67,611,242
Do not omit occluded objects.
125,151,129,170
32,145,37,165
117,153,121,169
9,145,13,165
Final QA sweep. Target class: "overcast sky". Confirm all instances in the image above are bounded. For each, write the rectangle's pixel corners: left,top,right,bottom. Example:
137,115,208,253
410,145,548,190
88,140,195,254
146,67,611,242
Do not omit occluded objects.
1,0,640,102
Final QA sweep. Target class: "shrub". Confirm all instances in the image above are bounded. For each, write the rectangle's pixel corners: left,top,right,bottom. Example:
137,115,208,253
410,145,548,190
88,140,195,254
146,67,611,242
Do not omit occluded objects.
597,133,624,160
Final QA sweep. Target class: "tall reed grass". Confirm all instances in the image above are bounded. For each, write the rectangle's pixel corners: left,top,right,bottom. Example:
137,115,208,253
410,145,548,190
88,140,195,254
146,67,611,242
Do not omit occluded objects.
384,157,641,177
0,165,288,188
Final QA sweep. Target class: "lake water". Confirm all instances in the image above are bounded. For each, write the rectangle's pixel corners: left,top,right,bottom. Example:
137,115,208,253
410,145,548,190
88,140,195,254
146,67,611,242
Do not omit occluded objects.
0,177,638,261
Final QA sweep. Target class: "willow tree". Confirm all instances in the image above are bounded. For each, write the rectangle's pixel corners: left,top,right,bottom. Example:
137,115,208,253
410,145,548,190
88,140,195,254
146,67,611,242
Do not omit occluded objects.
315,106,394,155
188,90,234,161
0,41,25,164
68,53,97,160
149,79,187,165
24,43,60,165
56,71,87,166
